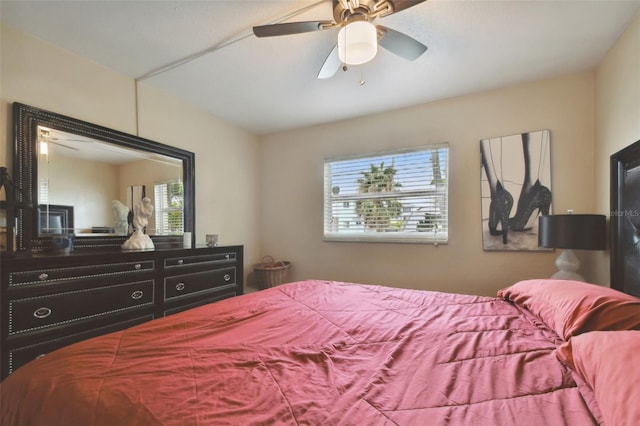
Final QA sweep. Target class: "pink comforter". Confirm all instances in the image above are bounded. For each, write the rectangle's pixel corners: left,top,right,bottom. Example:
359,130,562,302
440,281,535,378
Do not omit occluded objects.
1,280,598,425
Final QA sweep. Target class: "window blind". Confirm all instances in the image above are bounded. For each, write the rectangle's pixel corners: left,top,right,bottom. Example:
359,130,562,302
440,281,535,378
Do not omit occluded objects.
39,177,49,205
153,181,184,235
324,144,449,243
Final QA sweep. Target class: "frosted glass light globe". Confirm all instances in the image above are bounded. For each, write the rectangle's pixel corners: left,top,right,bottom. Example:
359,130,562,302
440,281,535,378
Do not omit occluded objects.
338,21,377,65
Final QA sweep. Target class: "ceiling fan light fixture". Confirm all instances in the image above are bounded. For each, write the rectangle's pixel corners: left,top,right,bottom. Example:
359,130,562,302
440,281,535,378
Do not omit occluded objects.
338,21,377,65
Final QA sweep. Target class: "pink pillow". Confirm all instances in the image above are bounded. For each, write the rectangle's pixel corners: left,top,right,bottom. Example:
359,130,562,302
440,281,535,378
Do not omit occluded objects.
556,331,640,426
497,279,640,340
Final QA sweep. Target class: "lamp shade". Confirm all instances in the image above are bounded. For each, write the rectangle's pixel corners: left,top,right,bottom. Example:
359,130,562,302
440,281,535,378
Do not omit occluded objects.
538,214,606,250
338,21,377,65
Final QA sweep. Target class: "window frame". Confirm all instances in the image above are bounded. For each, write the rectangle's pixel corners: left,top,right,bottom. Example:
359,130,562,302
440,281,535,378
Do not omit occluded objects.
323,144,449,244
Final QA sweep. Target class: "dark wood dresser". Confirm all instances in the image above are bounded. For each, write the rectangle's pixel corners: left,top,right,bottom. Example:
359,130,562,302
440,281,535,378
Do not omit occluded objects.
0,245,243,378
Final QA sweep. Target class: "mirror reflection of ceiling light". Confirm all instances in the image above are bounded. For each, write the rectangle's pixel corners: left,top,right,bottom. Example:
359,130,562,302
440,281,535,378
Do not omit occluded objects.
40,141,49,156
39,128,50,156
338,21,377,65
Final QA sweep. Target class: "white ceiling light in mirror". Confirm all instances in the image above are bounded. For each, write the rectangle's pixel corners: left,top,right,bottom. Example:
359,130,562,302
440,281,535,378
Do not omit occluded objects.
338,20,377,65
38,128,50,156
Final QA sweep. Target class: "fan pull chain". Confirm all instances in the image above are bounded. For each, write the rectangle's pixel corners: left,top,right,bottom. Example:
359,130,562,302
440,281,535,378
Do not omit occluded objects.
340,63,367,86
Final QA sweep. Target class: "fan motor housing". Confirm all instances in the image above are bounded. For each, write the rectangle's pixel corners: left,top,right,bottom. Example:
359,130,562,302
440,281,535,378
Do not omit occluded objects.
333,0,393,24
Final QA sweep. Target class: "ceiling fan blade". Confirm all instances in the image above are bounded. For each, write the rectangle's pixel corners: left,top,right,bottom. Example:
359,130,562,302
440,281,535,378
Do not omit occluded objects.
50,137,92,143
50,141,80,151
377,25,427,61
253,21,333,38
386,0,428,15
317,44,341,79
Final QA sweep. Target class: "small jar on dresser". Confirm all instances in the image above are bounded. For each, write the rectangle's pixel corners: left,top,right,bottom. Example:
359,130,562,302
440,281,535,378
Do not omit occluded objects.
0,245,243,379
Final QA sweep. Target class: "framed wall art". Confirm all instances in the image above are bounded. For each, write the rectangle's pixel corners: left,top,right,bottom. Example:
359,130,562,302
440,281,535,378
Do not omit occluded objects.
480,129,552,251
610,138,640,297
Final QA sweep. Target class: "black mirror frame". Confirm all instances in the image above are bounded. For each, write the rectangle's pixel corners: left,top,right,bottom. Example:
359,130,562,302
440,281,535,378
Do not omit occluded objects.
13,102,195,252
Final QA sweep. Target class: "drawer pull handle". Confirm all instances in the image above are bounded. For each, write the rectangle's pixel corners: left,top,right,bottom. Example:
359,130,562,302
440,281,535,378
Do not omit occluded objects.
225,254,230,259
131,290,144,300
224,274,231,282
33,307,52,319
38,273,49,281
134,264,142,270
177,259,184,265
176,282,185,291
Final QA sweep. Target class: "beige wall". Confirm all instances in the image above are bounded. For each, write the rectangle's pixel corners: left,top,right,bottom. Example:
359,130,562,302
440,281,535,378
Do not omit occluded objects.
43,155,119,231
259,73,596,296
0,25,261,280
593,15,640,285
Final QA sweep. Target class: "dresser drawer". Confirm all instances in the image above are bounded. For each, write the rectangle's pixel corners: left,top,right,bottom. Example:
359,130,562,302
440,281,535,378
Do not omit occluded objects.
164,252,236,268
164,267,235,300
8,280,155,335
8,260,155,287
7,314,155,376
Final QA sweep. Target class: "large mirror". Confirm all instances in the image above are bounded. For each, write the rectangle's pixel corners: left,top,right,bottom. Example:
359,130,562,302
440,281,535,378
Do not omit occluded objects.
13,103,195,252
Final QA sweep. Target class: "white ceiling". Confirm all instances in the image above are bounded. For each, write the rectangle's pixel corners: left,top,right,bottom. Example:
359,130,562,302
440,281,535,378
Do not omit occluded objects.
2,0,639,135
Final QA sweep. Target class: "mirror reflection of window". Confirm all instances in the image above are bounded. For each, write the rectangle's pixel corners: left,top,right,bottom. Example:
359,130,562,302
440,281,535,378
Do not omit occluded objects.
154,181,184,235
39,177,49,205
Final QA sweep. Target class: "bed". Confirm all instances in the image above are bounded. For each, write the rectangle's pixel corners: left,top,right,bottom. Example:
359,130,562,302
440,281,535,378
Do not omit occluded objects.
2,278,640,425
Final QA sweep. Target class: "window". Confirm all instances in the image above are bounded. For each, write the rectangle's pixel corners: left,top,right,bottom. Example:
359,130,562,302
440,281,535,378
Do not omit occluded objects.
154,180,183,235
39,177,49,205
324,144,449,243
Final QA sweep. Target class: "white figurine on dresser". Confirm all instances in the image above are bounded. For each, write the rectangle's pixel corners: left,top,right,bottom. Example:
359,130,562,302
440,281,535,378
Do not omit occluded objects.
122,197,155,250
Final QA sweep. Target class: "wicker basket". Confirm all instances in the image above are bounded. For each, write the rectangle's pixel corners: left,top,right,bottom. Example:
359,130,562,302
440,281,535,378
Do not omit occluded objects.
253,256,291,289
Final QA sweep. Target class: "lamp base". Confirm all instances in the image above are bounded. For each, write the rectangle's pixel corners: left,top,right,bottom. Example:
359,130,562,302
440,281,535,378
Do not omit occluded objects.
551,249,585,282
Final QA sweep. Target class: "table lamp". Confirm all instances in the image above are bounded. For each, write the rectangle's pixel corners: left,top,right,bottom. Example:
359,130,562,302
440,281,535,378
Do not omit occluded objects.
538,214,606,282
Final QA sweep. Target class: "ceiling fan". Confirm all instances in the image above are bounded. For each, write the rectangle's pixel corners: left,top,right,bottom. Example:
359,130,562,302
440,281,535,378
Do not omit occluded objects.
253,0,428,79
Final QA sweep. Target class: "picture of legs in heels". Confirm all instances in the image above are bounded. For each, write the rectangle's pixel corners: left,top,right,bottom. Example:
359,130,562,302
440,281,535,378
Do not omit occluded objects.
509,132,552,232
481,139,513,244
481,130,552,250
